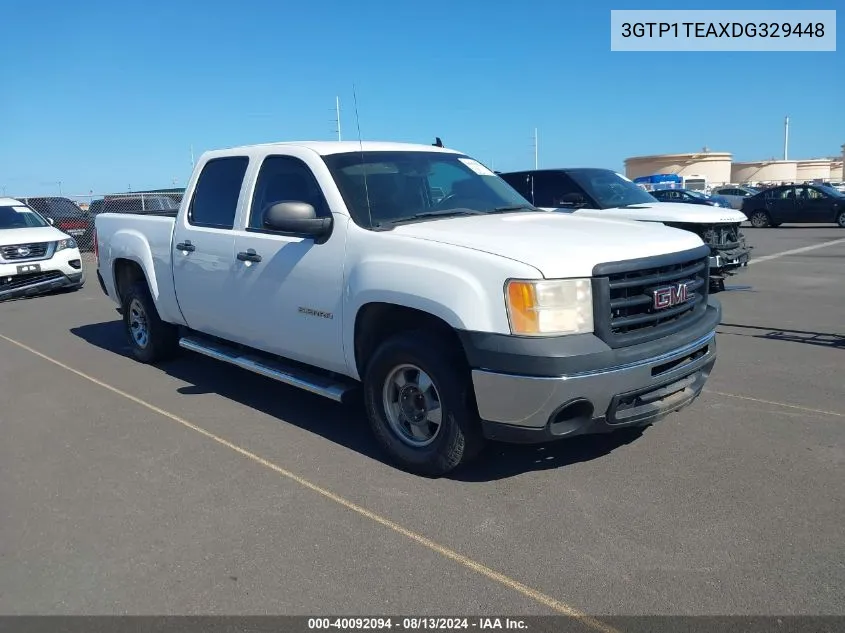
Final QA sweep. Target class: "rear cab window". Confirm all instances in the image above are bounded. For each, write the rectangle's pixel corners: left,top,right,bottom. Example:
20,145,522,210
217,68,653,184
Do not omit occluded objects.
188,157,250,229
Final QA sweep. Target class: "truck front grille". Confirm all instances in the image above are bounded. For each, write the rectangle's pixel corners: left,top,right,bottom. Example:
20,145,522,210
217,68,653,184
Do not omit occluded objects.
591,246,711,348
1,242,50,261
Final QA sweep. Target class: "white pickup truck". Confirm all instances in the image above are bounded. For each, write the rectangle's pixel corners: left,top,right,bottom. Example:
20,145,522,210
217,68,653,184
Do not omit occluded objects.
94,141,721,475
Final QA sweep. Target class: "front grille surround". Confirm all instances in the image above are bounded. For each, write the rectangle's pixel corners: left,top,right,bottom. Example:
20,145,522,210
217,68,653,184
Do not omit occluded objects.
0,241,55,262
591,245,711,349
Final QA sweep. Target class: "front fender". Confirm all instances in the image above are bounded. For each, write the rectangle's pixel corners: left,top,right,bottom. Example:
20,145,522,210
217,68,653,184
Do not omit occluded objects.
342,253,515,379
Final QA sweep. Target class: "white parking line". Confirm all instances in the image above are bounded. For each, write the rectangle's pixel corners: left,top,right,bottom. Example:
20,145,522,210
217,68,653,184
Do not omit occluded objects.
748,237,845,265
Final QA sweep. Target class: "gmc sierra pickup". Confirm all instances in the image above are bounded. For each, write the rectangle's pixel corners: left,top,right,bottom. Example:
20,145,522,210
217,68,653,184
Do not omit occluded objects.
94,141,721,476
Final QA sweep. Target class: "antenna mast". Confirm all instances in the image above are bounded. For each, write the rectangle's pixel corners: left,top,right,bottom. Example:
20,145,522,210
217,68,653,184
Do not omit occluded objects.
353,84,373,228
533,128,539,169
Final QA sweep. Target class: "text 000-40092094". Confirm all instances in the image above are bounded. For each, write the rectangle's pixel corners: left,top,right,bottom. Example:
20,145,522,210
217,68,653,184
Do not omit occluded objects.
610,9,836,51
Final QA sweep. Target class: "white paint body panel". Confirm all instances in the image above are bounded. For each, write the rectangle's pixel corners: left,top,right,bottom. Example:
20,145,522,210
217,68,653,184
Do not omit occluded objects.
95,141,707,381
544,201,748,224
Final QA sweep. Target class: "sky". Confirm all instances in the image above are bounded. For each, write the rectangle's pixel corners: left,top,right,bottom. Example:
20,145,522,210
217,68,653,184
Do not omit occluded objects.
1,0,843,197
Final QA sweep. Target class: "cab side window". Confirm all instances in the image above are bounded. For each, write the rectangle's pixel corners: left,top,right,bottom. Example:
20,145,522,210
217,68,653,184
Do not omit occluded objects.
188,157,249,229
249,156,329,230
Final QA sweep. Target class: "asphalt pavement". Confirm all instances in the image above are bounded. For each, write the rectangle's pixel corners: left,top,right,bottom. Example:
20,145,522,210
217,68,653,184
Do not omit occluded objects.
0,225,843,622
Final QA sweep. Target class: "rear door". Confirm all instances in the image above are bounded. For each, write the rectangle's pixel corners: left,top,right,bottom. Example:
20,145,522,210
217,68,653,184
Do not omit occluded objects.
766,186,798,223
229,153,348,373
172,156,250,339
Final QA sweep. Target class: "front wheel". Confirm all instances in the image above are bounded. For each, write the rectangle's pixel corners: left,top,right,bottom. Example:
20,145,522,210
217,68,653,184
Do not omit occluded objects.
749,210,771,228
363,330,485,476
837,210,845,228
121,281,179,363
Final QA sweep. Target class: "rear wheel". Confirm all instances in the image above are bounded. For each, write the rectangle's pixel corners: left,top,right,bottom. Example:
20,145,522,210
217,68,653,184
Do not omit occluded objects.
836,210,845,228
749,210,771,228
122,281,179,363
363,330,484,476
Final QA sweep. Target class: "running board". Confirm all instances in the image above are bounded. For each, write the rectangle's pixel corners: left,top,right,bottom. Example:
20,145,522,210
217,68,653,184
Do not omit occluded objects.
178,336,354,402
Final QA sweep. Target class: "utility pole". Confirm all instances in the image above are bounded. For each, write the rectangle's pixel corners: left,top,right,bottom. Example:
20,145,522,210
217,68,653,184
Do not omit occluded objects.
532,128,539,169
330,97,342,141
190,145,195,168
783,116,789,161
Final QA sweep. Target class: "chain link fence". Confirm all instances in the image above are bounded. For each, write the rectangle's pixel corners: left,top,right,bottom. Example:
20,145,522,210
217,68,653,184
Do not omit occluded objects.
10,191,185,252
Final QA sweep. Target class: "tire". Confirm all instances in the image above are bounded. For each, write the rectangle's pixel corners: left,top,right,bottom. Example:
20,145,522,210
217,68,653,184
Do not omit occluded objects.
749,210,771,228
837,211,845,228
121,281,179,363
363,330,485,476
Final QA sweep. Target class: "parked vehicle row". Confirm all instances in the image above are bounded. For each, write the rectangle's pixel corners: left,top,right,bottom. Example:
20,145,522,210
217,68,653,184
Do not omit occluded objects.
94,140,721,476
0,198,85,301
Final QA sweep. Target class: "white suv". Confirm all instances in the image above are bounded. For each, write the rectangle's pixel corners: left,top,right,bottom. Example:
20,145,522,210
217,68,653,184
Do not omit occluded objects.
0,197,85,300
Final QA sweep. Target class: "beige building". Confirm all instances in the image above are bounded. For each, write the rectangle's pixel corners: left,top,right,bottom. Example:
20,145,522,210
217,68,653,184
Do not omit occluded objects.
795,159,831,182
831,160,843,182
731,160,797,184
624,151,733,186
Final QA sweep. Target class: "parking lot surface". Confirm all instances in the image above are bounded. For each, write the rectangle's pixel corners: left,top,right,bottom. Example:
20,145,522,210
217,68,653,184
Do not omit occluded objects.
1,225,843,620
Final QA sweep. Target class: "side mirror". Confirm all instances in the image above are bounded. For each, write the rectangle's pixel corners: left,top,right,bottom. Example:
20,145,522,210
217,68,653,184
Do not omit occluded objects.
47,217,55,225
263,201,332,241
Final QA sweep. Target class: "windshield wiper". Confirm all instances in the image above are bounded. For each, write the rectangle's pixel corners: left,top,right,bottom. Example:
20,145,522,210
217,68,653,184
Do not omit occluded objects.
377,209,486,227
490,204,538,213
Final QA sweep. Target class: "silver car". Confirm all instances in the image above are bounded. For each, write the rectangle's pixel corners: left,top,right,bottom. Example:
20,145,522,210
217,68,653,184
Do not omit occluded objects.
711,186,760,210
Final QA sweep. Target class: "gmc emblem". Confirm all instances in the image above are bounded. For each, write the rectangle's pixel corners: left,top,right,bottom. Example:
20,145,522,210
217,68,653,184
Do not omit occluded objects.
653,282,694,310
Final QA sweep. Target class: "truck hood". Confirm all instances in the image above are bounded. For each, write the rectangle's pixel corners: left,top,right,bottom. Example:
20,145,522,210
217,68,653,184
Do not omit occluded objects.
566,202,747,224
0,225,69,247
390,212,705,278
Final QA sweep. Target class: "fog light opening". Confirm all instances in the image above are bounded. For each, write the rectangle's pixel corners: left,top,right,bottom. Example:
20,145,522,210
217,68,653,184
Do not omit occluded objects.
548,398,594,437
69,259,82,269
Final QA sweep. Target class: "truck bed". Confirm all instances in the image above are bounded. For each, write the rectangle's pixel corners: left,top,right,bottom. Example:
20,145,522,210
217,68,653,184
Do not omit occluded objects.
94,212,184,325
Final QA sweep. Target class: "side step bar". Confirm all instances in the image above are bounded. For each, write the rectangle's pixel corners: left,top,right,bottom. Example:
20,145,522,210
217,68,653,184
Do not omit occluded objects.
178,336,354,402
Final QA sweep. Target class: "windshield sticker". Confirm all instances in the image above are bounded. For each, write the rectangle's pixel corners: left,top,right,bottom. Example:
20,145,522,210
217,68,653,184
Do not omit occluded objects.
458,158,496,177
12,206,32,213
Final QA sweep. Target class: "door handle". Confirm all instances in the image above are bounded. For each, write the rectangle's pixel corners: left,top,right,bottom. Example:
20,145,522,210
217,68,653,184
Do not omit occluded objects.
176,240,195,252
237,249,262,263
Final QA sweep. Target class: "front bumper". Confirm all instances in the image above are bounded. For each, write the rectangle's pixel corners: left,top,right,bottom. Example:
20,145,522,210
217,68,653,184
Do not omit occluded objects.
0,248,85,301
465,301,720,444
709,249,750,274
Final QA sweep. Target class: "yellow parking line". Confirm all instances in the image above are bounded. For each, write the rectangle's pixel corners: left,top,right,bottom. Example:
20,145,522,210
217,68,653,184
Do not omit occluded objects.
706,390,844,418
0,333,618,633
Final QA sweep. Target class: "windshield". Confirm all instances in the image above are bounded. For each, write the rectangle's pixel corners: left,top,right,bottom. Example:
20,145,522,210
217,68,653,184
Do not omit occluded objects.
565,169,658,208
322,151,533,228
0,204,50,229
817,184,845,198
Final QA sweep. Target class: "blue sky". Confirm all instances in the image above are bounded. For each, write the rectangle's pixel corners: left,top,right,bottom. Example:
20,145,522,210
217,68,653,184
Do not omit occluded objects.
1,0,842,197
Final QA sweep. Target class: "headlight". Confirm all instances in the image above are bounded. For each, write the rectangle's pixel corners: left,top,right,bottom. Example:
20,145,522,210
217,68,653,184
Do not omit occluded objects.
505,278,594,336
55,238,78,251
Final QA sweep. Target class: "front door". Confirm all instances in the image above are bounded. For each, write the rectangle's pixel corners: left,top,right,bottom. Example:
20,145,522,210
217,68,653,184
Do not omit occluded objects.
172,156,249,339
230,154,347,374
795,186,834,223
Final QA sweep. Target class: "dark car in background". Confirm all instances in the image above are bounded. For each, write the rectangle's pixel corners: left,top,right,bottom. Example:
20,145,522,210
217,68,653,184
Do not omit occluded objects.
741,184,845,228
650,188,733,208
20,197,94,251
